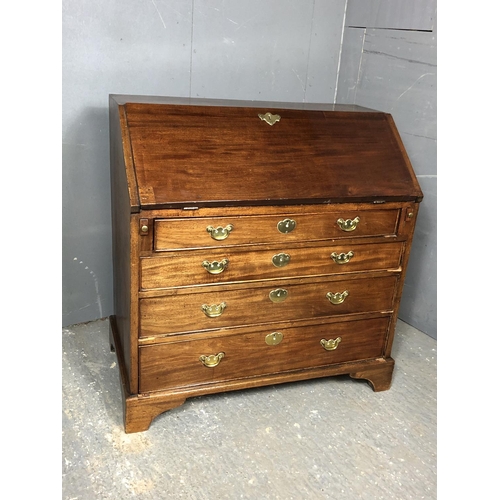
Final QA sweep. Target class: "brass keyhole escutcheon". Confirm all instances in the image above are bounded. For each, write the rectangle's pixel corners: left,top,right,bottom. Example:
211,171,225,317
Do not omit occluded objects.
269,288,288,303
277,219,296,234
258,112,281,126
265,332,284,346
272,253,291,267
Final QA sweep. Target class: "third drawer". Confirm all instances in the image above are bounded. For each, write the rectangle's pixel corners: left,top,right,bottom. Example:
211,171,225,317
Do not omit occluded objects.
140,274,398,336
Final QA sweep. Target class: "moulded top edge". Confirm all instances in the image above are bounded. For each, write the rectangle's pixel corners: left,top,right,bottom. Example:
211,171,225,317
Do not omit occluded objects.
109,94,379,114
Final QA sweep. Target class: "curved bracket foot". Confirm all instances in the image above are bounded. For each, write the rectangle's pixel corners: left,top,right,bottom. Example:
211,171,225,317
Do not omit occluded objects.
349,358,395,392
124,396,186,433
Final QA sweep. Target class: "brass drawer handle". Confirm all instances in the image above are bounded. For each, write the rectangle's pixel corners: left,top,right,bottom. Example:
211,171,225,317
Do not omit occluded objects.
330,251,354,265
201,302,227,318
265,332,284,345
269,288,288,303
202,258,229,274
206,224,234,241
326,291,349,305
272,253,291,267
199,352,225,368
320,337,342,351
337,217,360,232
277,218,296,234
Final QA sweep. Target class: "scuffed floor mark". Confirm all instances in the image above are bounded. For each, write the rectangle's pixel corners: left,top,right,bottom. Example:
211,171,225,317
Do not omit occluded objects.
129,478,155,495
105,426,152,453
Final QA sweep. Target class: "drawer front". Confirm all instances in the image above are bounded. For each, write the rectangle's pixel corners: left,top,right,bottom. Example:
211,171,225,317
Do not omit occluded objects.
139,316,390,393
154,209,400,251
139,275,398,336
141,241,404,290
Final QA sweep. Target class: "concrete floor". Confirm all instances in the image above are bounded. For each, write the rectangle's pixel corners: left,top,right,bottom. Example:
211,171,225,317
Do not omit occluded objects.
62,318,436,499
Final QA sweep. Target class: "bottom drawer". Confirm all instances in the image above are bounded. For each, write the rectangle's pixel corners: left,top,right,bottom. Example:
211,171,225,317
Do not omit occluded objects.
139,316,390,393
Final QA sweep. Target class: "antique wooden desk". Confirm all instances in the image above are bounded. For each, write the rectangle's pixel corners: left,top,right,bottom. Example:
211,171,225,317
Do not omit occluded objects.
109,95,423,433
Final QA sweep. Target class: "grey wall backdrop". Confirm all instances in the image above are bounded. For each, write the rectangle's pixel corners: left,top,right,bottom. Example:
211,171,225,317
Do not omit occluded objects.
62,0,437,339
336,2,437,338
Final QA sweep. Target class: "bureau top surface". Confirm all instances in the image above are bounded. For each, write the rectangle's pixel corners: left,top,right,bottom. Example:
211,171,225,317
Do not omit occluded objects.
110,95,423,210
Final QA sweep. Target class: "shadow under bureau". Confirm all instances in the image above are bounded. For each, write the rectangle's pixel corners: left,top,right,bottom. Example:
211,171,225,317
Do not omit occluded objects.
109,95,423,433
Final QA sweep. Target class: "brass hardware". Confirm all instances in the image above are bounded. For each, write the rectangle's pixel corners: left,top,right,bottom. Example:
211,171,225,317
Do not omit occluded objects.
206,224,234,241
272,253,291,267
405,207,415,221
330,251,354,265
337,217,360,232
258,112,281,126
202,258,229,275
277,218,296,234
199,352,225,368
139,218,149,235
265,332,284,346
326,291,349,305
269,288,288,303
201,302,227,318
320,337,342,351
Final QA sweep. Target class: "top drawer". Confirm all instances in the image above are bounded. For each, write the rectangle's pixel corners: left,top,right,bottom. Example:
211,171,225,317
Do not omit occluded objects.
154,208,400,251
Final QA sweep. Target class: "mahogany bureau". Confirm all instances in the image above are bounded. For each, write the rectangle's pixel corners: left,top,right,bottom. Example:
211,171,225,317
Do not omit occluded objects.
108,94,423,433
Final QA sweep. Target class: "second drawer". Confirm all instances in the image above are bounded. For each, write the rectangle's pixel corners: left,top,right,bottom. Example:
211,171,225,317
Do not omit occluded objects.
141,241,404,290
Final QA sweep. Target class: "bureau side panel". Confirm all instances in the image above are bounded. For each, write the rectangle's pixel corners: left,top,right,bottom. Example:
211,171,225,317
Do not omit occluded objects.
109,97,139,393
385,114,423,202
385,203,420,356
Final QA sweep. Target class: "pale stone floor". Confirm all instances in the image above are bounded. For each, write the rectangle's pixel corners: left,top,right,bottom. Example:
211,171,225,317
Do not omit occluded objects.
62,318,436,499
